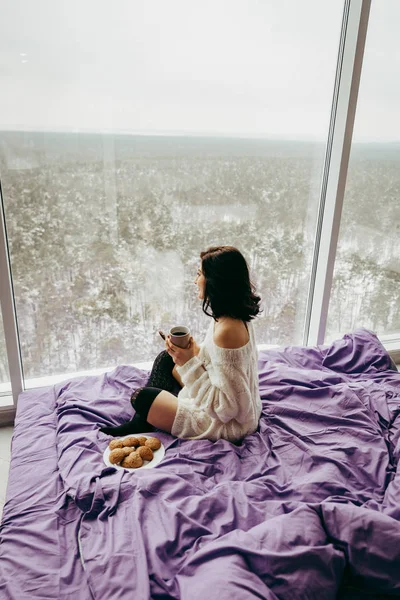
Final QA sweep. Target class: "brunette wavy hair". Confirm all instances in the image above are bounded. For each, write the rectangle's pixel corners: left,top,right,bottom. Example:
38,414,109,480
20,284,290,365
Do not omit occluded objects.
200,246,262,322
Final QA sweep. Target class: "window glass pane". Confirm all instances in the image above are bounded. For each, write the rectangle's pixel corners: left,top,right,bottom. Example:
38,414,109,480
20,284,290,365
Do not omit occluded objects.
0,1,343,379
327,0,400,342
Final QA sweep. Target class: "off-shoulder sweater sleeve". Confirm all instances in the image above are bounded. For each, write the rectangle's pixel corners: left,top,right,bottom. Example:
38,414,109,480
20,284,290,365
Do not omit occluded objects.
176,354,251,424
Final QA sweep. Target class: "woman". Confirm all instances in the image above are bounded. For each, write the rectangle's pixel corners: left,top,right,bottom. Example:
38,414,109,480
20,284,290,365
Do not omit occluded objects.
101,245,262,442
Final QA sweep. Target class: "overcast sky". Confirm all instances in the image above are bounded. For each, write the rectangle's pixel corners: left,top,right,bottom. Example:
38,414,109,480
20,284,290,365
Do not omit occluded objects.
0,0,399,141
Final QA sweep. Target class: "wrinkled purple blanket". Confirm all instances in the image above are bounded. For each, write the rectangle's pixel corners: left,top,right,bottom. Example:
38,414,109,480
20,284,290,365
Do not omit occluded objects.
1,328,400,599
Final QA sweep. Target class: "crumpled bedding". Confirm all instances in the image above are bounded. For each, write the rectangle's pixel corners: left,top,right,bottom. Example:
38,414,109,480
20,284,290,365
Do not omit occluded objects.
1,328,399,599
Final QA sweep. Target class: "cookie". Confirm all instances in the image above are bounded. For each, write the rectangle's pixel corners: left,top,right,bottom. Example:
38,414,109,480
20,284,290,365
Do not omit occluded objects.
137,446,154,462
109,448,126,464
122,447,136,456
145,437,161,451
121,452,143,469
122,437,141,448
109,439,124,450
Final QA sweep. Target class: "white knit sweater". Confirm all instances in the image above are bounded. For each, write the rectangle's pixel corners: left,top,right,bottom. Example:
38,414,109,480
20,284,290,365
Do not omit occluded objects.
172,318,262,442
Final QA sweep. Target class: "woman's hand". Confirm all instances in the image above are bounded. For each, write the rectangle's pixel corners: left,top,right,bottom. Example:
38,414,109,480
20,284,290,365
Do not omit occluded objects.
165,336,201,367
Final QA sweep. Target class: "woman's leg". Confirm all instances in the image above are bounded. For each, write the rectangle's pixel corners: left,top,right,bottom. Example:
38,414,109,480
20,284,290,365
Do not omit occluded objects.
100,412,151,437
100,351,180,437
146,390,178,432
131,386,178,432
100,386,178,436
146,350,180,394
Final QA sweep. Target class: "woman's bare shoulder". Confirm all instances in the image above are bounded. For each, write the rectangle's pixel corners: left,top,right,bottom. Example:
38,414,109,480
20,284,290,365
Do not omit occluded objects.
214,318,249,349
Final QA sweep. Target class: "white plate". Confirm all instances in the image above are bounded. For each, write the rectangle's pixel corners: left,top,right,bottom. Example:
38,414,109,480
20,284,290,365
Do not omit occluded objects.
103,434,165,471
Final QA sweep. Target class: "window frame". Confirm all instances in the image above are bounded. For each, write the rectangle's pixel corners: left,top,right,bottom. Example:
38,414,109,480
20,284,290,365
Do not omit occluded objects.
303,0,371,347
0,181,24,416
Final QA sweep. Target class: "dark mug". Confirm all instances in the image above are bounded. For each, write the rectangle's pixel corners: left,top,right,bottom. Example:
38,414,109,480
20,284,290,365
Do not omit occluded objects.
169,326,191,349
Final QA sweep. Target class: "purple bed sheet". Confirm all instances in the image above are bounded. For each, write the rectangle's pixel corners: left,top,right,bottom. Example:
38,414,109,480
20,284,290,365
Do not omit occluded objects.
1,328,400,599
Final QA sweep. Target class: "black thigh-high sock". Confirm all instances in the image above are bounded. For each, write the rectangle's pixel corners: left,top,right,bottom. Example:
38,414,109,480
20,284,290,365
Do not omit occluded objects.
100,386,163,437
100,413,152,437
146,350,180,395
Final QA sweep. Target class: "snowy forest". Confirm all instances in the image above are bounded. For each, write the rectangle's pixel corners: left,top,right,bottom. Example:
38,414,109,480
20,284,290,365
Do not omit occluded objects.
0,131,399,381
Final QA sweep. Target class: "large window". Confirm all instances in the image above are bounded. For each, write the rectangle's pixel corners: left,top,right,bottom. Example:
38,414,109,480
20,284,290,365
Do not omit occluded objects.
326,0,400,342
0,1,343,380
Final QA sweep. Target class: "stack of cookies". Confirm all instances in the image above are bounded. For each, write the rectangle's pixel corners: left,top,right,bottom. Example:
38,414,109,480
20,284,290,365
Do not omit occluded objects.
108,436,161,469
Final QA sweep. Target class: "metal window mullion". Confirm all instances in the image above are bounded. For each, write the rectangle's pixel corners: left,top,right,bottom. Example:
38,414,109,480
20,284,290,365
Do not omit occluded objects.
304,0,371,347
0,179,24,406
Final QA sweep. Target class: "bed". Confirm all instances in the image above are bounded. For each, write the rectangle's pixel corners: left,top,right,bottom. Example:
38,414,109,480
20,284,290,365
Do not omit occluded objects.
1,328,399,599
